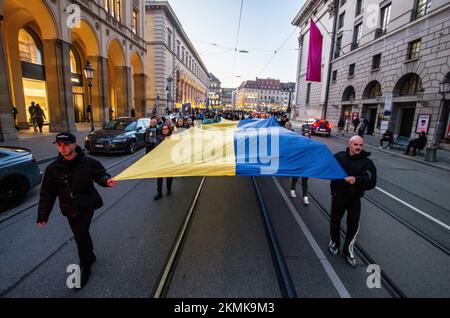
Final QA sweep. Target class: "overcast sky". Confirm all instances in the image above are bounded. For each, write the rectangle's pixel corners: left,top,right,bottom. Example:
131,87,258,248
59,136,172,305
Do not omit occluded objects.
165,0,305,88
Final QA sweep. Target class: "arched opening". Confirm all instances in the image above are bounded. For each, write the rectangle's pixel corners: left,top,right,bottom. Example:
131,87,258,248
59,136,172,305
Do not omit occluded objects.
394,73,423,97
130,52,144,118
363,81,382,100
70,20,102,124
342,86,356,101
69,46,86,123
107,38,126,119
3,0,59,131
441,72,450,141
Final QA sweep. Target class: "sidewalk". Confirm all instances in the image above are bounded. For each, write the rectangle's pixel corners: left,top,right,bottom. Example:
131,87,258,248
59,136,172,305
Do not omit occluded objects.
291,120,450,173
0,123,98,164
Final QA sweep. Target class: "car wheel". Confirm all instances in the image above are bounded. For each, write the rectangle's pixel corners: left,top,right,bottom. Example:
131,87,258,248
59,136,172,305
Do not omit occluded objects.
128,140,137,154
0,176,29,212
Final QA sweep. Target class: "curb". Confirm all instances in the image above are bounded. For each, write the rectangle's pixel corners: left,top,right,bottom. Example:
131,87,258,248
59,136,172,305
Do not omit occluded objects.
334,135,450,173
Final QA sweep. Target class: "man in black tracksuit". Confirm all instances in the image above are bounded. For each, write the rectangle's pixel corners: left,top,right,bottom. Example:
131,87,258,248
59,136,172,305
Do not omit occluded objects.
329,135,377,267
37,133,117,287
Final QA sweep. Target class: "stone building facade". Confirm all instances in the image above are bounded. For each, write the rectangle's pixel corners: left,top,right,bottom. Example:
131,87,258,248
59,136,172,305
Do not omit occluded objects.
292,0,450,149
145,1,209,114
0,0,147,141
327,0,450,149
208,73,221,107
292,0,336,121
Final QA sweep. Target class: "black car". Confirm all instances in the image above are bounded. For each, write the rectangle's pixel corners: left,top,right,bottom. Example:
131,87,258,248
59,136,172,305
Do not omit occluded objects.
85,117,150,154
0,147,42,212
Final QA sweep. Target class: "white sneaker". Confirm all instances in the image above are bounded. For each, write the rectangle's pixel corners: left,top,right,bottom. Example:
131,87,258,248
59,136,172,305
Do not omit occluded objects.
387,147,390,150
290,190,297,198
303,196,309,205
378,146,383,149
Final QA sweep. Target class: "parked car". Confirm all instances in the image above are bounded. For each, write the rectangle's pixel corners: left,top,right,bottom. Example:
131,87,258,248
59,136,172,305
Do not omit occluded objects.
309,119,332,137
85,117,151,154
0,147,42,212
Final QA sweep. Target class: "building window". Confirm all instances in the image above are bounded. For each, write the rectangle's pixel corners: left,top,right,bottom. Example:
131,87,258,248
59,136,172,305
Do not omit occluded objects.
116,0,121,21
332,70,338,82
377,4,391,38
335,36,342,58
352,23,362,50
407,39,421,60
132,9,138,34
105,0,110,12
182,47,185,61
167,29,172,50
372,53,382,70
414,0,431,20
356,0,365,16
177,41,180,57
341,0,346,7
338,12,345,29
18,28,43,65
348,63,355,77
306,83,311,104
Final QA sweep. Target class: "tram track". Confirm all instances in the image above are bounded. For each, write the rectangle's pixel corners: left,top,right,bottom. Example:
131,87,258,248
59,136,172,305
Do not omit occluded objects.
154,176,298,298
0,150,145,227
307,190,407,298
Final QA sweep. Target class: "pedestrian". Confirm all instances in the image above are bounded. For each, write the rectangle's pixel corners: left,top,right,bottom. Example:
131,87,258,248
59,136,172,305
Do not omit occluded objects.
328,135,377,267
130,107,136,118
37,132,117,287
356,118,366,138
287,123,311,205
11,105,19,131
404,131,427,156
34,104,46,133
337,117,345,136
154,124,173,201
379,129,394,149
352,117,360,133
144,117,160,154
345,117,352,134
28,101,37,131
186,117,194,129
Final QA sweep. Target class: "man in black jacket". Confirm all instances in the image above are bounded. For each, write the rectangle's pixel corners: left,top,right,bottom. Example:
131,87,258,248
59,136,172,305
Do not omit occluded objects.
404,131,427,156
329,135,377,267
37,132,117,287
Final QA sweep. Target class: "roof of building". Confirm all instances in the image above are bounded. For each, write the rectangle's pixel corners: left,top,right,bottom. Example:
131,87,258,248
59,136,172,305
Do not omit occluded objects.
256,78,281,90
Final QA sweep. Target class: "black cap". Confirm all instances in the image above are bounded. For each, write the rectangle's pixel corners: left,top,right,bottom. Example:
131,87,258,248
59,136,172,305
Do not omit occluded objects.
53,132,76,144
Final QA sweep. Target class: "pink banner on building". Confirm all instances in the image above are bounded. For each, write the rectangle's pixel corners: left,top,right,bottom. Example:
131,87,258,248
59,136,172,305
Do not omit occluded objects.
306,18,323,82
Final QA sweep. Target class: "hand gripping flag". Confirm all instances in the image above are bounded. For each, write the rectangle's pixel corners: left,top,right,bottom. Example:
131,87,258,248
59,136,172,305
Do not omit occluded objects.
114,118,347,181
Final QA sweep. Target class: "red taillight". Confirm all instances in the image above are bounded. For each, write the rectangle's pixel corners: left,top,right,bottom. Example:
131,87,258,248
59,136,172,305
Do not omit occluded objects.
329,124,333,129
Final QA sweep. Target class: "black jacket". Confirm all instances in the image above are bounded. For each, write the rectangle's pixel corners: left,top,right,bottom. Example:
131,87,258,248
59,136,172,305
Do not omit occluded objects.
331,149,377,199
37,146,111,222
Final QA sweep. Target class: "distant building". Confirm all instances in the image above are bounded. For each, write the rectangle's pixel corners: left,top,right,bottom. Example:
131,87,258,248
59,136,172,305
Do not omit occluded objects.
208,73,221,107
236,77,295,111
145,1,209,113
221,88,234,108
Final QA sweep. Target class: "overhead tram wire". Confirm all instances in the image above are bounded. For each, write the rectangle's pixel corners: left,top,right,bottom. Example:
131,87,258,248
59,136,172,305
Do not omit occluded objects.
257,26,299,78
231,0,244,88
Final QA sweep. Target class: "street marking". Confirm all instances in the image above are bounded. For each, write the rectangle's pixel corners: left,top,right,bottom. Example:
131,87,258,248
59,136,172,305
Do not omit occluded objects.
375,187,450,231
272,177,351,298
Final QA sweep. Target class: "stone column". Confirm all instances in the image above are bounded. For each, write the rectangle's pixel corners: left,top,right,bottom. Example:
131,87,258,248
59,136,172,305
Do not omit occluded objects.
43,39,76,132
88,56,109,125
0,16,17,141
124,66,132,117
133,73,145,117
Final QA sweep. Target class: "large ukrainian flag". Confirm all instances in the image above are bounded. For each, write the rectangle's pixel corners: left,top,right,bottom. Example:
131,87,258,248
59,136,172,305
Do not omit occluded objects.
114,118,347,181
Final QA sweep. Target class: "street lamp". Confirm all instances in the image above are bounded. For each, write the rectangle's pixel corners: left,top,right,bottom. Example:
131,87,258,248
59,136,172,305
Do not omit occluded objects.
84,61,95,132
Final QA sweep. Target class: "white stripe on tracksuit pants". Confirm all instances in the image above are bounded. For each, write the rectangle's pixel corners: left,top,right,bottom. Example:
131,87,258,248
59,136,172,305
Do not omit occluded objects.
330,195,361,258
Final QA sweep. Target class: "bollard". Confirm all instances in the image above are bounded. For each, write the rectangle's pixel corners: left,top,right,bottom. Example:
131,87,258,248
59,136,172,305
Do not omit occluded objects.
425,145,437,162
